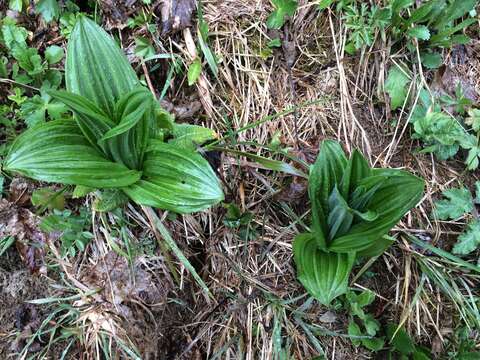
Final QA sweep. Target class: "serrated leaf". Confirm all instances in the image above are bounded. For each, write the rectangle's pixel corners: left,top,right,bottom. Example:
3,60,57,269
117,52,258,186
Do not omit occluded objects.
13,47,44,76
420,52,442,69
3,120,141,188
66,16,139,117
37,0,60,23
266,0,298,29
385,65,411,110
407,25,430,40
452,220,480,255
363,314,380,336
45,45,64,65
356,290,375,307
433,187,473,220
466,109,480,132
293,233,354,306
187,58,202,86
123,141,224,213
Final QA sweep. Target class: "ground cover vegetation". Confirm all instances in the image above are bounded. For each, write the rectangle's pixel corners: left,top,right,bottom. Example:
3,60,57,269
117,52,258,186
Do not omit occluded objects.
0,0,480,359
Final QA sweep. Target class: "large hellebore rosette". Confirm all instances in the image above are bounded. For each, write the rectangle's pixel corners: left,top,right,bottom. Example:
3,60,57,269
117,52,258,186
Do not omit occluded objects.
4,16,223,214
294,140,424,305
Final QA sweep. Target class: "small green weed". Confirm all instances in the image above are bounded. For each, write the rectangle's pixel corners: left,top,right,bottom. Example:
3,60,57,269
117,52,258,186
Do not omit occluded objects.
40,208,93,257
433,182,480,256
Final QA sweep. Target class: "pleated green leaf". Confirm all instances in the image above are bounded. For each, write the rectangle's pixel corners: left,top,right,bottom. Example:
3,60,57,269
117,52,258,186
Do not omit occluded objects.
330,170,424,253
3,120,141,188
293,233,355,306
65,16,139,117
47,89,115,153
309,140,348,249
123,141,224,213
340,149,371,198
101,86,154,169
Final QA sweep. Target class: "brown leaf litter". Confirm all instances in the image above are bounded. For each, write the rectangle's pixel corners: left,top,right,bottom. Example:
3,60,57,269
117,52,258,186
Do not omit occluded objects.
0,179,50,274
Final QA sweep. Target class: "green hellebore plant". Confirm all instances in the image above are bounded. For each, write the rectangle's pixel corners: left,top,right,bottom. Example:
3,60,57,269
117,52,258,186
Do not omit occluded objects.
294,140,424,306
3,16,223,214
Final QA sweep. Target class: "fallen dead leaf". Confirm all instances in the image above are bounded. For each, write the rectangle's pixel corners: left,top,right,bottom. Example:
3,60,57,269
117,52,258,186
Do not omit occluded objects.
82,252,169,310
0,199,48,274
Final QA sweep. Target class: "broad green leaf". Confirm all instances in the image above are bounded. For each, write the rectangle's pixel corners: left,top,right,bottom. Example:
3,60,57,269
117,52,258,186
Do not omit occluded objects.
101,106,146,141
66,16,139,117
364,314,380,336
134,37,156,59
357,235,395,258
328,187,353,240
37,0,60,23
108,87,154,169
123,141,223,213
293,233,354,306
309,140,348,249
452,220,480,255
407,25,430,40
45,45,64,65
330,170,424,252
169,123,217,150
433,187,473,220
187,58,202,86
267,0,298,29
3,120,141,188
356,290,375,307
340,149,371,198
385,65,410,110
